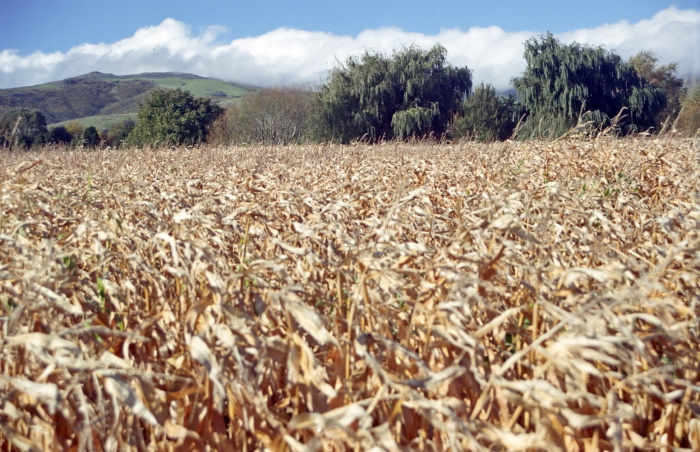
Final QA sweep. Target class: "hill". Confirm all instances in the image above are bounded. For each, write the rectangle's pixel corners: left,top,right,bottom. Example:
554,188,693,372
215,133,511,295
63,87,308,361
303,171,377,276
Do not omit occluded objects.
0,71,257,127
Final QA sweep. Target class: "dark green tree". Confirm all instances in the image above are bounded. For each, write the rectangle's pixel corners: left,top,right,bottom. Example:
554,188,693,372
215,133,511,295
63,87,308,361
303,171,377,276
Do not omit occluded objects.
452,83,520,141
0,109,49,150
320,45,472,142
82,126,100,148
49,126,73,145
513,33,666,138
128,89,223,146
628,50,685,130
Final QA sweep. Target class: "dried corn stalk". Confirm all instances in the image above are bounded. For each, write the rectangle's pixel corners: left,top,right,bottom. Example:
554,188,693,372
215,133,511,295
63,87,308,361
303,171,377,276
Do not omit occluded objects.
0,137,698,451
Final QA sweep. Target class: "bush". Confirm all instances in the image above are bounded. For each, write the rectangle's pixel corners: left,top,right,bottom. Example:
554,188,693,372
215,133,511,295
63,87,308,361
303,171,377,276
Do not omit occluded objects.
49,126,73,145
128,89,223,147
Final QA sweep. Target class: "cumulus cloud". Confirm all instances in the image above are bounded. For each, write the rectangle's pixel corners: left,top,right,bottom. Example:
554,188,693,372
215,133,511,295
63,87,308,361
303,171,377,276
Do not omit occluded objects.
1,7,698,91
558,7,700,77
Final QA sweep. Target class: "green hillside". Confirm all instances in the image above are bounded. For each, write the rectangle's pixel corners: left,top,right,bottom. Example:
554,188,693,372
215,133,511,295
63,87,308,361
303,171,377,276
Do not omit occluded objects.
0,72,257,126
51,113,138,131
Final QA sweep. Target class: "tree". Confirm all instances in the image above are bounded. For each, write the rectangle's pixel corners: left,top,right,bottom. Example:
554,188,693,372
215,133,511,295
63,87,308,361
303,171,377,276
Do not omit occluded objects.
628,51,685,130
0,109,49,150
105,119,135,147
452,83,520,142
319,45,472,142
211,87,321,145
128,89,223,147
49,126,73,145
65,121,84,142
513,33,666,138
82,126,100,148
676,83,700,136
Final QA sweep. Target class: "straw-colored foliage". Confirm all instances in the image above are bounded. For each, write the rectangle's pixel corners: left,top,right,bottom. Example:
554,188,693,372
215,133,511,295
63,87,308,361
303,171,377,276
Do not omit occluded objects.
1,138,699,451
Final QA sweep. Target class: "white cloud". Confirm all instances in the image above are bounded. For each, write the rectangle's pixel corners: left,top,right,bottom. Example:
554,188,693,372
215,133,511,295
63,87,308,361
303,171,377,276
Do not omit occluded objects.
558,7,700,76
0,7,698,91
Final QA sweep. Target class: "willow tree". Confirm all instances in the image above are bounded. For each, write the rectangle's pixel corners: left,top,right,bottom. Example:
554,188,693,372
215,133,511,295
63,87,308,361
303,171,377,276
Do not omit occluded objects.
513,33,665,138
320,45,472,142
452,83,520,142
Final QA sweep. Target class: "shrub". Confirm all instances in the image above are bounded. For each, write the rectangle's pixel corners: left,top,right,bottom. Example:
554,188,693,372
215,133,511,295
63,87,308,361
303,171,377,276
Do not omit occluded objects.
128,89,223,147
49,126,73,145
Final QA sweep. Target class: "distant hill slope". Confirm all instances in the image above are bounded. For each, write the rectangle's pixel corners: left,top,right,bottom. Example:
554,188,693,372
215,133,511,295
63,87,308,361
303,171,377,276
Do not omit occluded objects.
0,72,257,125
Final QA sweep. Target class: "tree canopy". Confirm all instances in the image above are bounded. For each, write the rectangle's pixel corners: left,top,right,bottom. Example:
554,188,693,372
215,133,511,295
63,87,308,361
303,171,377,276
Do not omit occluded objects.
128,89,223,147
82,126,100,148
676,83,700,136
513,34,666,138
320,45,472,143
628,50,685,130
0,109,49,150
452,83,520,142
212,87,321,145
49,126,73,145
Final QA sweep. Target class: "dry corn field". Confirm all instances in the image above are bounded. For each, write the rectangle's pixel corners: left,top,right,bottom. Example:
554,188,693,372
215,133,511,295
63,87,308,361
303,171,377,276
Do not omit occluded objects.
0,138,699,451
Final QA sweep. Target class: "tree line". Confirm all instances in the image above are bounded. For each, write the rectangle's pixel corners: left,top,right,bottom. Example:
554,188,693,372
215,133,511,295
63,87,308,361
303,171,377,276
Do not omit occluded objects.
2,33,698,150
0,111,134,150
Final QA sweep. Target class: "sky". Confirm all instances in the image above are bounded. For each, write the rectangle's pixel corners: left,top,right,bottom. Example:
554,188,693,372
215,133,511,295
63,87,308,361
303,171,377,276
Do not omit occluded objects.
1,0,699,91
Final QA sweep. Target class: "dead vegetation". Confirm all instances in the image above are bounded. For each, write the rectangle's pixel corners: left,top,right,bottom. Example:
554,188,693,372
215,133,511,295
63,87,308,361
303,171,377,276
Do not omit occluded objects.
0,137,699,451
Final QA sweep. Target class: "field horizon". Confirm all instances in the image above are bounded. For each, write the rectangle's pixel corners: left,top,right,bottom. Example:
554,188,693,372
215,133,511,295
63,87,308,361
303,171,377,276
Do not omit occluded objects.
1,138,699,450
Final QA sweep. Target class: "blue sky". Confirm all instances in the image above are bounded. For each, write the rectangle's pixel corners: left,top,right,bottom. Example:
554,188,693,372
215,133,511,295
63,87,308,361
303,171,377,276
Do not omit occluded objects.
1,0,698,90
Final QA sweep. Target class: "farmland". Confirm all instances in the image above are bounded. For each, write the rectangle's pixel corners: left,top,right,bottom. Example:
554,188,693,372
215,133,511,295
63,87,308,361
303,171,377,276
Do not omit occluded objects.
0,138,699,450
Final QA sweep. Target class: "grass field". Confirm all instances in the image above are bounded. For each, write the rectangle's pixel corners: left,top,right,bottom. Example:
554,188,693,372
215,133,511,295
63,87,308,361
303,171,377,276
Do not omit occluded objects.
51,113,138,132
138,76,256,99
0,138,698,450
